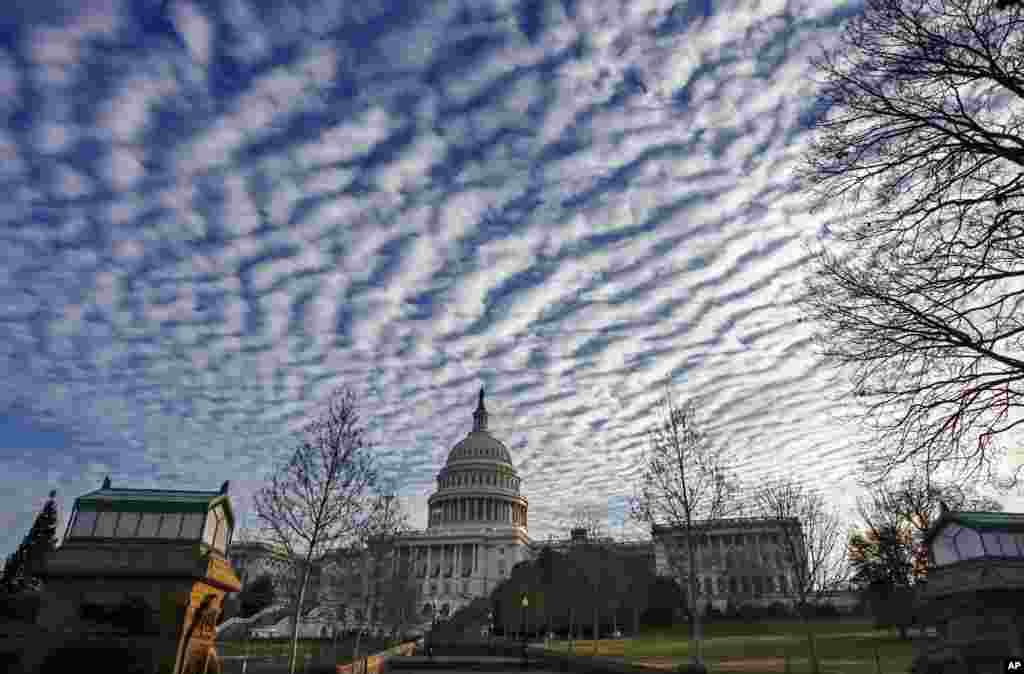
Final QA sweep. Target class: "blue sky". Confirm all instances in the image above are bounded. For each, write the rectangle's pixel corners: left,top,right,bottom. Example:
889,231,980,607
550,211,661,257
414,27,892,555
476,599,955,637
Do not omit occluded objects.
3,0,1021,558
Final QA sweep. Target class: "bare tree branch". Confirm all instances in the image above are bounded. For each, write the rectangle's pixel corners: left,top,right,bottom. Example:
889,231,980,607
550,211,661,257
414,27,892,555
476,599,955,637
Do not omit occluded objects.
629,392,743,669
253,387,385,674
753,480,848,674
801,0,1024,489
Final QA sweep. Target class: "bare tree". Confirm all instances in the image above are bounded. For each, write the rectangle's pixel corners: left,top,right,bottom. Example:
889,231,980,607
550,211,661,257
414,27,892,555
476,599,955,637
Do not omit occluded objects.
857,471,1003,584
753,480,847,674
568,502,608,540
800,0,1024,490
378,551,420,641
629,393,742,671
254,387,387,674
350,492,409,663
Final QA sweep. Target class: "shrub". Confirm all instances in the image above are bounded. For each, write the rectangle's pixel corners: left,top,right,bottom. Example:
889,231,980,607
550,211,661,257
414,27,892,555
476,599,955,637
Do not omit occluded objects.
0,589,41,623
39,644,150,674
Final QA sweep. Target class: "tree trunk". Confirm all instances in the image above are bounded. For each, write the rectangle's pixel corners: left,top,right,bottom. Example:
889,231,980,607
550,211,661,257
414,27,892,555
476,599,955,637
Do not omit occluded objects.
569,607,574,655
800,606,820,674
593,606,598,646
289,561,312,674
633,605,639,636
688,538,703,667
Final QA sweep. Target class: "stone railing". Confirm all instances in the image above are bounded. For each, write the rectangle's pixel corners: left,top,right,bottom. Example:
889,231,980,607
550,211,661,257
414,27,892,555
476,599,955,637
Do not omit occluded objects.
215,603,288,637
336,640,417,674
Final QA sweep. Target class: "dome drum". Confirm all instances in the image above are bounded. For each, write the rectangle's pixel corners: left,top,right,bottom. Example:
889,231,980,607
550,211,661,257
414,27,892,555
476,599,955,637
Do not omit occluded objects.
427,388,529,531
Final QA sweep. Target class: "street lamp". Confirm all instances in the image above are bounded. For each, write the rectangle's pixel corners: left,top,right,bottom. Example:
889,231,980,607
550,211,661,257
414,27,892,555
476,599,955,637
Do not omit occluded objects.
521,594,529,665
487,607,496,655
428,597,439,659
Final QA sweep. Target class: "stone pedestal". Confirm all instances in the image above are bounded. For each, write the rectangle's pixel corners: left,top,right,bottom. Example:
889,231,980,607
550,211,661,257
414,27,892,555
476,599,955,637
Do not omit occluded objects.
23,542,240,674
912,567,1024,674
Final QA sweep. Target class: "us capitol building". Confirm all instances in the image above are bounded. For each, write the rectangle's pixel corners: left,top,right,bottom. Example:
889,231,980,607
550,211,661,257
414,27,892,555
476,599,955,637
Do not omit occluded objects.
384,387,533,618
230,389,534,630
229,391,852,634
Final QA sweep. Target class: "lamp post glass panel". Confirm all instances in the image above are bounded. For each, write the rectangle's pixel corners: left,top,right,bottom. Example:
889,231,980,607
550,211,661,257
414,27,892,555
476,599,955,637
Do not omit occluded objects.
521,594,529,658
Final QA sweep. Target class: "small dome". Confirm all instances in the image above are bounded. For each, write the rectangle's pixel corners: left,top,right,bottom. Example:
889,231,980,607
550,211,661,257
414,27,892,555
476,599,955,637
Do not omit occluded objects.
446,431,513,466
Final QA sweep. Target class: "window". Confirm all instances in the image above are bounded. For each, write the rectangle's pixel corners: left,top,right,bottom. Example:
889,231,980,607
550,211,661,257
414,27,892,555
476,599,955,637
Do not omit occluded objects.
137,512,161,538
70,510,98,538
954,526,984,559
704,577,712,595
1011,533,1024,556
981,531,1006,556
204,510,218,546
181,512,204,539
158,512,183,538
94,511,118,537
115,512,141,537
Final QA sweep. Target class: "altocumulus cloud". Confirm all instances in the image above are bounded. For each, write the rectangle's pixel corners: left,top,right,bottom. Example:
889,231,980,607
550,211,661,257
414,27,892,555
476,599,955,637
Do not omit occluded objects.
5,0,1013,556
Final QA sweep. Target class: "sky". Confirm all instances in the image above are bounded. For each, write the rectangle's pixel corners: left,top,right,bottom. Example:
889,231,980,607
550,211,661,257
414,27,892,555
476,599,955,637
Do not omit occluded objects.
2,0,1022,559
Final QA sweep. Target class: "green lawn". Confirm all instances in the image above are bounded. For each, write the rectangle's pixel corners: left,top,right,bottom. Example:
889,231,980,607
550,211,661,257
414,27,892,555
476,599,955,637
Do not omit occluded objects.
546,620,916,674
217,635,397,661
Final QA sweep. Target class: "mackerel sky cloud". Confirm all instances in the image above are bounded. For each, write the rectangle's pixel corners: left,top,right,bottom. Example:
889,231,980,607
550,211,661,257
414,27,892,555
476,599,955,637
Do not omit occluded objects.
4,0,1020,555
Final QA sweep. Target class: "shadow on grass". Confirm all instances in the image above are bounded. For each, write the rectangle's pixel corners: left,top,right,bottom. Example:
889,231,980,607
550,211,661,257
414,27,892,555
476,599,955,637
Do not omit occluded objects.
546,620,916,674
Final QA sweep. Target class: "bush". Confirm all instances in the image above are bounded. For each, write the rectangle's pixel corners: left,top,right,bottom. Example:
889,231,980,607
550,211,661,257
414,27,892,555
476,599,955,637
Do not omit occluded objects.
239,575,276,619
40,645,150,674
0,589,41,623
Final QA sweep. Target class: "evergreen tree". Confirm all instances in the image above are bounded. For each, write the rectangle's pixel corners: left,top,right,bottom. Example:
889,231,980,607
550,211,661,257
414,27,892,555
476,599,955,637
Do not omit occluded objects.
1,490,59,593
239,574,277,618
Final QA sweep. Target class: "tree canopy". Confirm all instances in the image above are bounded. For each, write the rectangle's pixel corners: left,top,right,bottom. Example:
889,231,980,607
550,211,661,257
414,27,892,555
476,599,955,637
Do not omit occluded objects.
2,490,59,594
801,0,1024,489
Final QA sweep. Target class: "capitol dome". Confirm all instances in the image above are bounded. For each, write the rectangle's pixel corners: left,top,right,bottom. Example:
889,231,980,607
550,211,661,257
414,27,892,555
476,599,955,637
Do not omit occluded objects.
445,391,513,466
427,388,528,531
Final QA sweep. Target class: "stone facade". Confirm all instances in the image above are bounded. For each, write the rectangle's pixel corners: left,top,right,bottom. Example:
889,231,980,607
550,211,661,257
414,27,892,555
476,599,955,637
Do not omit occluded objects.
651,517,805,612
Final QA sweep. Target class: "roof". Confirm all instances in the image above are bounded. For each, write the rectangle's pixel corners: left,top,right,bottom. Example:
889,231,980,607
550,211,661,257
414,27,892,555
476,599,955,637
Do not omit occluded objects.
445,431,513,466
923,510,1024,545
74,477,235,530
651,516,800,534
445,389,515,466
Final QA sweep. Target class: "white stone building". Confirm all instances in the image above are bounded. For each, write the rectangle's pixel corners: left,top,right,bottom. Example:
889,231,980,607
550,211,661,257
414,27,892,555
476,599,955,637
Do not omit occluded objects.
231,390,533,634
651,517,806,613
387,388,533,623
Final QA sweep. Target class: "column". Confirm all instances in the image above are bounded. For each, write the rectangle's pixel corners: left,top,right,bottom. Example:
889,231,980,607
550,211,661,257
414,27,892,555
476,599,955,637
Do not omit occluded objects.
754,532,763,596
455,543,461,578
487,498,493,521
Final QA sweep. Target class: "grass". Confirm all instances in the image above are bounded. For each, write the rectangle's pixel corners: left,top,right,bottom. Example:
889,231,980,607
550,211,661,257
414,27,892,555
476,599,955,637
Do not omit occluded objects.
544,620,916,674
217,635,397,661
